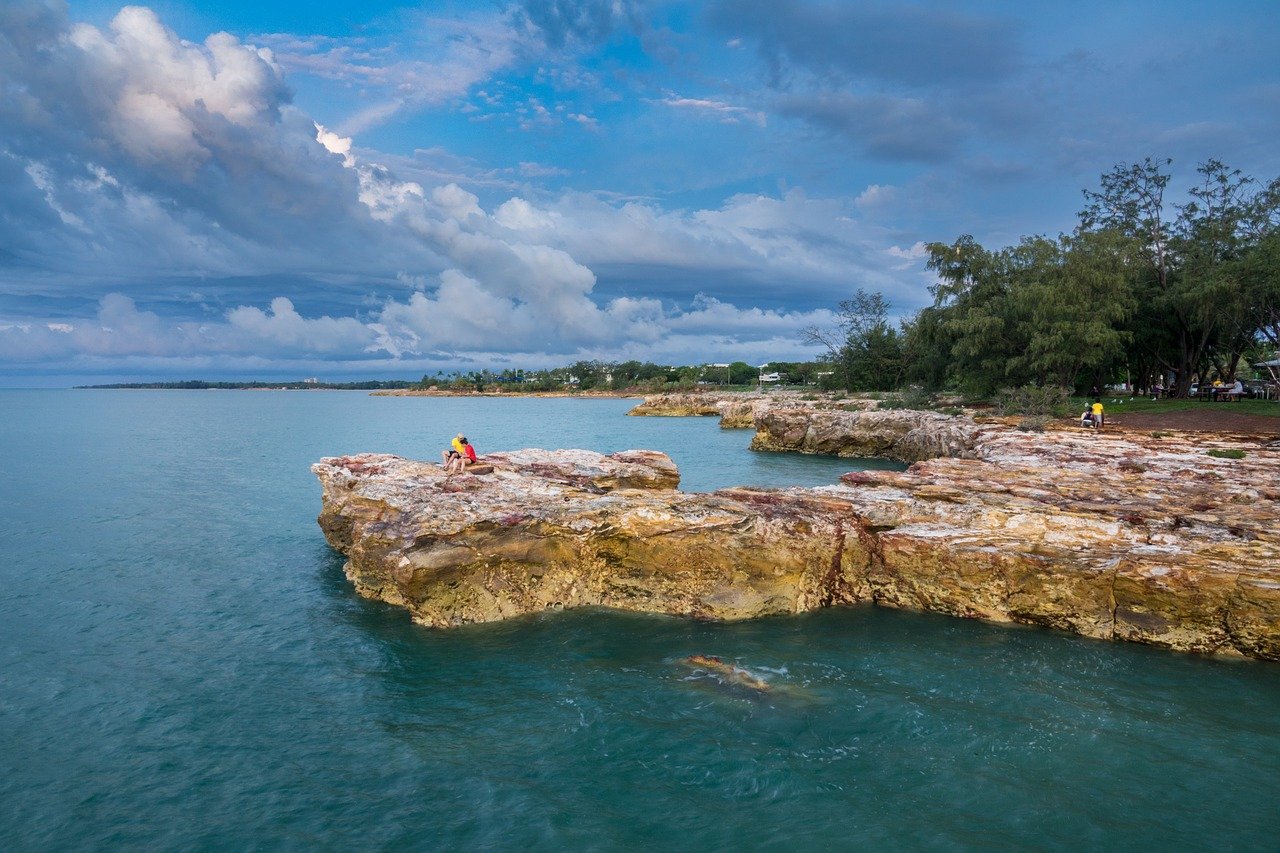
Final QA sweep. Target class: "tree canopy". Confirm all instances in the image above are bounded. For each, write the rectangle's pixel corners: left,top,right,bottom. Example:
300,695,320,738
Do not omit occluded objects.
812,158,1280,397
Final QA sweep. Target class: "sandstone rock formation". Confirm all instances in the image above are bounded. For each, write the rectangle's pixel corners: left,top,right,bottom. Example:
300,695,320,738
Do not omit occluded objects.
627,392,749,417
315,430,1280,660
315,449,860,627
717,397,768,429
628,391,873,427
751,407,986,462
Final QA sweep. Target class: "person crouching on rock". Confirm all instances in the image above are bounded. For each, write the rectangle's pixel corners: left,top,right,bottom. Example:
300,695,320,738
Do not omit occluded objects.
445,434,478,474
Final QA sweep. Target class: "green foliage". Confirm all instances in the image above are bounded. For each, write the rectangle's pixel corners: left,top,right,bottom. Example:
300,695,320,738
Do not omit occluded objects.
830,157,1280,401
994,384,1073,418
803,289,904,391
1206,448,1247,459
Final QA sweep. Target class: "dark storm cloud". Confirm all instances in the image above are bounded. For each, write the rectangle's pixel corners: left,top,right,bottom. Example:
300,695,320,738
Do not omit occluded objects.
775,92,965,162
707,0,1020,89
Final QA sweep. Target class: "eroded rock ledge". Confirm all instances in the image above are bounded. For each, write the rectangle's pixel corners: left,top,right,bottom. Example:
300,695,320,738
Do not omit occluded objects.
626,391,871,426
751,407,986,461
314,432,1280,659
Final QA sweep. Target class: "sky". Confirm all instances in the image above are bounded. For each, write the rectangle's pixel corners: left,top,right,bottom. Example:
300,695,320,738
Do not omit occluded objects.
1,0,1278,386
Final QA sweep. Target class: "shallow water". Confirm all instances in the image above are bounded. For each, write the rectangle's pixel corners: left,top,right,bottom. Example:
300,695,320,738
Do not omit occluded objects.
1,390,1278,849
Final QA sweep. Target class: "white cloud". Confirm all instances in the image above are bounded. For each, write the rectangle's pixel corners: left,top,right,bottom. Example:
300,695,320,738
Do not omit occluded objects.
657,93,767,127
253,10,528,134
0,2,936,379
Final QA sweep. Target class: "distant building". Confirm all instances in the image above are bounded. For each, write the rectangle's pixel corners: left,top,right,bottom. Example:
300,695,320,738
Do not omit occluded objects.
758,372,781,383
303,377,319,384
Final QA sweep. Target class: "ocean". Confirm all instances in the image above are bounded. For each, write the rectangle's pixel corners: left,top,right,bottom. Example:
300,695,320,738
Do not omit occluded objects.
2,390,1278,849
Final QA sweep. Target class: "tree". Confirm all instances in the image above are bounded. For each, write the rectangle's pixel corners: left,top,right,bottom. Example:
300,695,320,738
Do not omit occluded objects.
1080,158,1279,393
1012,230,1135,390
802,289,903,391
1080,158,1194,391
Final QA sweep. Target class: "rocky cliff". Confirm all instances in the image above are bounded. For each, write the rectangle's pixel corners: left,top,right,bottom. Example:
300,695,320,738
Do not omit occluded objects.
314,449,862,627
315,430,1280,659
751,407,986,462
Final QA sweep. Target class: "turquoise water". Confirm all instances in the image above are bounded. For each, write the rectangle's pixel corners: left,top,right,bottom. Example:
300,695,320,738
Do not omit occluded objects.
1,390,1278,850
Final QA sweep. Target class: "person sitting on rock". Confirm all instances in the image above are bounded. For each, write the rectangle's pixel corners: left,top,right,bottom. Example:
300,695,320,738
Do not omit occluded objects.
1080,408,1096,429
446,435,478,474
442,432,466,469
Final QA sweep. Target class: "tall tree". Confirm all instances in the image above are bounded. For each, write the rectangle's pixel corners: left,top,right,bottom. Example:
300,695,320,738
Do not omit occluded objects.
802,289,903,391
1079,158,1198,392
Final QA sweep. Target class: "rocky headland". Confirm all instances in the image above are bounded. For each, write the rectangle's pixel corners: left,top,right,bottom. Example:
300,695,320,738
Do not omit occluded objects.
315,417,1280,660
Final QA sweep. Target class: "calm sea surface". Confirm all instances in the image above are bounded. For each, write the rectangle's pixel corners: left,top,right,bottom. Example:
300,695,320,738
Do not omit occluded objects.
1,390,1278,850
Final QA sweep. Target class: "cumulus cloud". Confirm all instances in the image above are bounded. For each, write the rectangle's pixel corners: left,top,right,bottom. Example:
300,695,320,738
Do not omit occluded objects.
0,1,415,280
0,1,943,381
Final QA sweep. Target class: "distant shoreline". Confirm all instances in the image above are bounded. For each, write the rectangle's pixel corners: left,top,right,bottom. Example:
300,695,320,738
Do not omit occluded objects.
371,388,645,399
74,381,419,391
73,382,656,397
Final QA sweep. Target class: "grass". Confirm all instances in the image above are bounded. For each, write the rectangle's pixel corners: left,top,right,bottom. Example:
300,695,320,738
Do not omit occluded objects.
1069,396,1280,417
1206,448,1247,459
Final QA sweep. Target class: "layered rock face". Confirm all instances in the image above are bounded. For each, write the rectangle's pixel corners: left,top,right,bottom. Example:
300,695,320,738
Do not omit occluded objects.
315,431,1280,659
834,429,1280,659
314,449,865,627
628,391,873,427
626,393,732,417
751,407,986,462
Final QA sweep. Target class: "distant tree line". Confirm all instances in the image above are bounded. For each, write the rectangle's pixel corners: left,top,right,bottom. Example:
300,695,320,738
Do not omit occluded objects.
419,359,827,393
808,158,1280,398
78,379,420,390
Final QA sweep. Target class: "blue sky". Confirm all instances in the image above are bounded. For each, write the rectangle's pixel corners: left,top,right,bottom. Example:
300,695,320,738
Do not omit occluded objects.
2,0,1278,385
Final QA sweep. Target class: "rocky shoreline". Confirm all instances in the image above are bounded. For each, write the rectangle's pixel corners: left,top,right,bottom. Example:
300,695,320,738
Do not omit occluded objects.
314,403,1279,659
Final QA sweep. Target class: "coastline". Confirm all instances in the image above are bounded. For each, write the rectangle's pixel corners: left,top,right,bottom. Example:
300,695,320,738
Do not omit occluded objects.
315,397,1280,660
371,388,644,398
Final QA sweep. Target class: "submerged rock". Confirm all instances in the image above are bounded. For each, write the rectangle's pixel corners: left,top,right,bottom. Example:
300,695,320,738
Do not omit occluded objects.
314,432,1280,660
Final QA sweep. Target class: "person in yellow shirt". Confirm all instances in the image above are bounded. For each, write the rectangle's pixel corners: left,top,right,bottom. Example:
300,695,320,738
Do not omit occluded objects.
1091,399,1104,428
442,432,466,468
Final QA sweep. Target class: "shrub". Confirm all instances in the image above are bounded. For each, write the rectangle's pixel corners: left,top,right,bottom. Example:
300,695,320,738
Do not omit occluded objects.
1206,448,1246,460
1016,415,1049,432
994,384,1073,418
878,386,936,411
